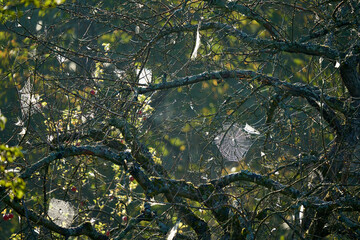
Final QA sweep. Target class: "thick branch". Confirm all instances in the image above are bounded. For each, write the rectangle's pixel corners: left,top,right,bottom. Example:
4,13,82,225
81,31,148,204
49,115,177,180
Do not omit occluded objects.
127,163,211,239
18,143,211,239
146,170,360,213
340,56,360,97
306,97,342,133
302,196,360,212
149,173,299,204
138,70,330,104
21,145,131,179
157,22,339,59
109,119,211,239
209,170,301,199
138,69,344,128
1,189,108,240
149,178,202,201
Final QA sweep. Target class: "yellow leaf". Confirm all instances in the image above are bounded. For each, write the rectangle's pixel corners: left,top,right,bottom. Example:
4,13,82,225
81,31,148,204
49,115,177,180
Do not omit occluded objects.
182,124,191,132
227,109,234,115
202,82,209,89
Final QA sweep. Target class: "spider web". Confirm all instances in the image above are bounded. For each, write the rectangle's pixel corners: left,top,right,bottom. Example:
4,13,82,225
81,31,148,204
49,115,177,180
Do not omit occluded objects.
214,123,252,162
19,79,41,118
48,198,76,227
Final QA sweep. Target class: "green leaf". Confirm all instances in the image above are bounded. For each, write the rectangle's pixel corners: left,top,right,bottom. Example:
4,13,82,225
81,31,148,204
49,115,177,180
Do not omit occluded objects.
0,111,6,130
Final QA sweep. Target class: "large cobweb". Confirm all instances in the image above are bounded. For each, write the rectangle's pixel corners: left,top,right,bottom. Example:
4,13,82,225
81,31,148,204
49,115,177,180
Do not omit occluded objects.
19,79,41,118
214,123,254,162
48,198,76,228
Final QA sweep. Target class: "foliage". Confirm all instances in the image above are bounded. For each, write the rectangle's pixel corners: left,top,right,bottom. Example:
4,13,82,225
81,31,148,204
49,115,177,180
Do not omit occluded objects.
0,0,360,239
0,0,65,22
0,113,25,199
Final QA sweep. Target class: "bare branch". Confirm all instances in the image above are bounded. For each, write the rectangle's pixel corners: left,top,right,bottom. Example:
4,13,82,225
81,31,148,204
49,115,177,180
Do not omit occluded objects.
203,0,282,39
157,22,340,59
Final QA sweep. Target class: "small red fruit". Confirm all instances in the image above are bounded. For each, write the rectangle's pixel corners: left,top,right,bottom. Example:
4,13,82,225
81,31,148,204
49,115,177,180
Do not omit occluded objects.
90,90,96,95
122,216,128,222
129,175,134,182
8,213,14,220
106,231,110,237
71,186,77,192
138,110,142,115
3,214,9,221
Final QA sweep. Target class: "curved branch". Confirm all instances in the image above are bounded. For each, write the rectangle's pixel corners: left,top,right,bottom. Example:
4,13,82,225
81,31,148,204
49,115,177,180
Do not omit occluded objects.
209,170,301,199
142,171,300,202
149,177,202,201
1,189,108,240
108,119,211,239
137,69,332,105
203,0,282,39
157,22,339,59
128,163,211,239
18,143,211,239
138,69,344,131
302,196,360,212
21,145,131,179
305,97,342,133
145,170,360,214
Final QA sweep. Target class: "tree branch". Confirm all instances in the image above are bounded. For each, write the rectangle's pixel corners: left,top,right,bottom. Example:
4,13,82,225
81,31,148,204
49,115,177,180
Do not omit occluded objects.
108,118,170,178
339,56,360,97
157,22,340,59
203,0,282,39
109,119,211,239
209,170,301,199
1,189,108,240
21,145,131,179
138,69,344,130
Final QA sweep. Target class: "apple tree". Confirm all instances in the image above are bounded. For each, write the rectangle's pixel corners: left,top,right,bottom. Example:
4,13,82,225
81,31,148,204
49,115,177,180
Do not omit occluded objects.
0,0,360,239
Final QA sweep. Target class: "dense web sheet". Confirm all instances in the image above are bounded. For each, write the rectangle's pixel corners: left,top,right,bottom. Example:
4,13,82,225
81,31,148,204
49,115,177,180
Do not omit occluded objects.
19,79,41,118
48,198,76,228
214,123,252,162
